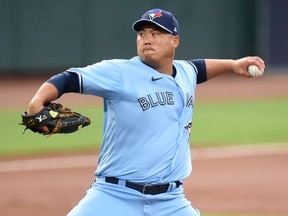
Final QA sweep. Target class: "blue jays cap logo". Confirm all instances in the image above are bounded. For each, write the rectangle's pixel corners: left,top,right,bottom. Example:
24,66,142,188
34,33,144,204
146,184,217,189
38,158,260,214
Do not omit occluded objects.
148,11,162,20
133,8,179,36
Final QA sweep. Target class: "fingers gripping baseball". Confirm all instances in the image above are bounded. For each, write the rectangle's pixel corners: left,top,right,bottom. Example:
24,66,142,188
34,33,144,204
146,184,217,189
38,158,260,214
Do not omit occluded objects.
234,56,265,78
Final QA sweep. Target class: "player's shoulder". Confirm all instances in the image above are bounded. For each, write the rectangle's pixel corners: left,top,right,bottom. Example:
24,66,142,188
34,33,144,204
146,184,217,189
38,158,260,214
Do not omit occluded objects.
99,57,141,67
173,60,198,74
97,58,130,66
105,57,140,63
174,59,207,84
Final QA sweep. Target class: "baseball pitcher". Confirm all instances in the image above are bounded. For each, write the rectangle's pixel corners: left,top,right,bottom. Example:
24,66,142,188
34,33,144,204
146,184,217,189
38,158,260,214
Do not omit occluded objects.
22,8,265,216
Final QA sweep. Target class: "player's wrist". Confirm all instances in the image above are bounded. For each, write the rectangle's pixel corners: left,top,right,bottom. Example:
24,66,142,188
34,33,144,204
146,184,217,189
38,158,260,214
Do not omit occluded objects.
27,100,45,115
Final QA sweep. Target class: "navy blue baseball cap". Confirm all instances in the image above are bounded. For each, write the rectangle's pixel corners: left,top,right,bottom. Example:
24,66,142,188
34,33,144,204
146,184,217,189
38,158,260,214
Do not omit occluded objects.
132,9,179,36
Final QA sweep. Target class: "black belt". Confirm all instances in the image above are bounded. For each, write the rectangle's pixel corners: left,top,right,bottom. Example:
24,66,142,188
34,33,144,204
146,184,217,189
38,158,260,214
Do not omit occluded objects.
105,177,182,195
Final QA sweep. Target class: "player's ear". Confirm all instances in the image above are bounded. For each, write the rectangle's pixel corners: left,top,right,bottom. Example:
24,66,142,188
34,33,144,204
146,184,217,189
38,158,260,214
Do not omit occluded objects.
172,36,180,48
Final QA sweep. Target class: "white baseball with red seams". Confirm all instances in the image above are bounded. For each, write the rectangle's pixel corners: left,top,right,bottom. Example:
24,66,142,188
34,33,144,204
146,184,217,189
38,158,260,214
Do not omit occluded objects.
248,65,264,77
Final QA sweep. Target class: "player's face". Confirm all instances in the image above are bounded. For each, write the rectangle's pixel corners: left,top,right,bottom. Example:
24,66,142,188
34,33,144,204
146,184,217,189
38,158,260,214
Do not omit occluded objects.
136,24,179,71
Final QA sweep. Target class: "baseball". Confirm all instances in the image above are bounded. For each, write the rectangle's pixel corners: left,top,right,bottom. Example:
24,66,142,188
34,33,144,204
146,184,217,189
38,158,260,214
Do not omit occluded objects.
248,65,264,77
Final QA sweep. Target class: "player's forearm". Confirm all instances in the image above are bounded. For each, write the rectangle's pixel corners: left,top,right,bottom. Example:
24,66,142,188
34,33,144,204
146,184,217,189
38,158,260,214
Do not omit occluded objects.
205,59,235,80
205,57,265,80
28,83,59,114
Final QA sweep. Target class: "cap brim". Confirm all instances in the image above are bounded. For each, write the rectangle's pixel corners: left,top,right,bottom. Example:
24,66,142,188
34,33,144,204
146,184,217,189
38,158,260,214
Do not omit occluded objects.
132,19,172,34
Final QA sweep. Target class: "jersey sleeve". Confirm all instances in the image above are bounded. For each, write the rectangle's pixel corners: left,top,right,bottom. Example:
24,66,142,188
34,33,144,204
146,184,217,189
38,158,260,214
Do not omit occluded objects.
46,72,81,98
67,60,124,100
187,59,207,84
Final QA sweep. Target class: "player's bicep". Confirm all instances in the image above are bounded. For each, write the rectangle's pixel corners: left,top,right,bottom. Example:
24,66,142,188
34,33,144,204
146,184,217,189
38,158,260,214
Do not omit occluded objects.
46,71,81,98
188,59,207,84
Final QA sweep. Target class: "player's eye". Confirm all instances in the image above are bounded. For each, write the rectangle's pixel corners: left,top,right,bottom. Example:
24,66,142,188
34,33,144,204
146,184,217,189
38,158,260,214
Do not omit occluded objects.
138,32,145,37
152,32,159,36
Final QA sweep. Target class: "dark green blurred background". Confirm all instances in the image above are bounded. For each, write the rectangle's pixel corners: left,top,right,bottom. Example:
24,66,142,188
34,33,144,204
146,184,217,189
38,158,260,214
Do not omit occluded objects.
0,0,287,74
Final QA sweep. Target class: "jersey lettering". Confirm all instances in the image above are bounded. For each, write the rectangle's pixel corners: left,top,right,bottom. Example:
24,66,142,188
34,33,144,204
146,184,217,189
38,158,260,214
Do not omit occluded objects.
138,92,175,111
186,94,194,107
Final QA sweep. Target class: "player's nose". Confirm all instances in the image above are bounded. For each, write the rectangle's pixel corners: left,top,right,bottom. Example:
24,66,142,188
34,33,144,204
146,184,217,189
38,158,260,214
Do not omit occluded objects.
143,35,152,45
144,40,151,45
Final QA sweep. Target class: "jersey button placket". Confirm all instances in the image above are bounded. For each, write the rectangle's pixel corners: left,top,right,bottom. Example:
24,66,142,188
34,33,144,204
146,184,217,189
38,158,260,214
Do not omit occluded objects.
143,198,151,216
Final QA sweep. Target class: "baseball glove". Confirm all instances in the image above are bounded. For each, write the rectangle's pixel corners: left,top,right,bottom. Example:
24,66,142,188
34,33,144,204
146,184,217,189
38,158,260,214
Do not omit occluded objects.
20,102,91,136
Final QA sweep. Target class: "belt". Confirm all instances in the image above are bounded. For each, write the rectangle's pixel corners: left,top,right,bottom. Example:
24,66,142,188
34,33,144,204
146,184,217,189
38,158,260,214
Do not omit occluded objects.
105,177,182,195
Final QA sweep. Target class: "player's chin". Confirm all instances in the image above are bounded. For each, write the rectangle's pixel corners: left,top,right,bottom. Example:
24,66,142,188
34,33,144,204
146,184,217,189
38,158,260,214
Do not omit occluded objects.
140,56,158,68
140,52,156,62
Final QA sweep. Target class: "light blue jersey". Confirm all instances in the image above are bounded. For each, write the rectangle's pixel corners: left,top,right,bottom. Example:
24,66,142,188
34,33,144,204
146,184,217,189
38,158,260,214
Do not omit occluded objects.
68,56,198,184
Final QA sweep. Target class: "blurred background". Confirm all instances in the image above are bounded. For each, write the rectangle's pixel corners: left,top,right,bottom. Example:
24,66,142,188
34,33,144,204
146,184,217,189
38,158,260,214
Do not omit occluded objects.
0,0,287,75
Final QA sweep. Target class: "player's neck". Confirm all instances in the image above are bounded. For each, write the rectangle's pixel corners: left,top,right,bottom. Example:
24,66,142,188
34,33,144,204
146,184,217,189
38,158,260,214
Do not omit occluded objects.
156,57,175,76
148,61,174,76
